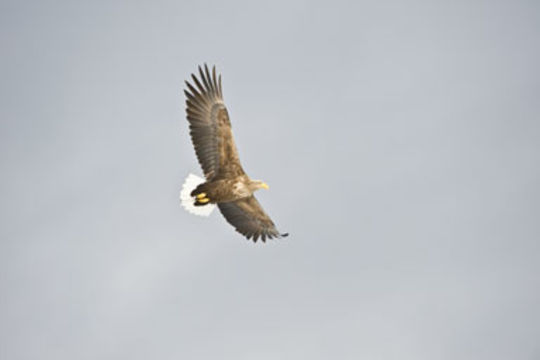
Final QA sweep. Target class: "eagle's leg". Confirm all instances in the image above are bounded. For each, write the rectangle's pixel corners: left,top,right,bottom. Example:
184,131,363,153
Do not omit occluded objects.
194,192,211,206
194,197,210,206
190,184,208,197
196,193,207,199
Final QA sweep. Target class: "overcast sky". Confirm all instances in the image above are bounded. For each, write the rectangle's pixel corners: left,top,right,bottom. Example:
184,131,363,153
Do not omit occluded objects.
1,0,540,359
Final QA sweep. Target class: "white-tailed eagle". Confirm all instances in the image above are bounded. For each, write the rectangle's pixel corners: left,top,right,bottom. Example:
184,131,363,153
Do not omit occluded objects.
180,65,288,242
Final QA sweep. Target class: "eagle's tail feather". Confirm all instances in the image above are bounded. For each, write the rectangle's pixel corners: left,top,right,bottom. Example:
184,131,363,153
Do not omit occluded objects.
180,173,216,216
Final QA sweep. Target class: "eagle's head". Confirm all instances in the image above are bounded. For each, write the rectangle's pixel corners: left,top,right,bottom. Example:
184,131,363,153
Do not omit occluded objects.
249,179,270,192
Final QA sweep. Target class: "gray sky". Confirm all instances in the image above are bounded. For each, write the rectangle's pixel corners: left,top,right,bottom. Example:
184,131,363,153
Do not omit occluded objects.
1,0,539,359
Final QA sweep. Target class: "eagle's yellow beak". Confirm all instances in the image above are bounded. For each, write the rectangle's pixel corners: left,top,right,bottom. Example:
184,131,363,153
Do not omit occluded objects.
261,182,269,190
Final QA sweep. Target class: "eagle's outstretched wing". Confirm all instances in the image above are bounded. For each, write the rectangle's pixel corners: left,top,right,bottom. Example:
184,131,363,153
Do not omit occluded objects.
218,196,289,242
184,65,244,180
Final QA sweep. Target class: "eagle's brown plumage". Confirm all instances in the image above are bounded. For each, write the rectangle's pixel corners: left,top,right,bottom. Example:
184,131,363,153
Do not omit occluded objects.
183,64,287,242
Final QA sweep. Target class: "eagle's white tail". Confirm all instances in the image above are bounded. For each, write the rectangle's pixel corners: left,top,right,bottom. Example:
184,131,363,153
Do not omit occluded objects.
180,173,216,217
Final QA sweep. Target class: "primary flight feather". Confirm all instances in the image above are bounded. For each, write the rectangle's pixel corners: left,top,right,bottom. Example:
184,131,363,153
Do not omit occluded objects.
180,64,288,242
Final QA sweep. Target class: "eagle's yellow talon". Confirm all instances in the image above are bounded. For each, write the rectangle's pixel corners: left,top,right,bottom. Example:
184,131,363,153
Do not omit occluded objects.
198,197,210,204
196,193,207,199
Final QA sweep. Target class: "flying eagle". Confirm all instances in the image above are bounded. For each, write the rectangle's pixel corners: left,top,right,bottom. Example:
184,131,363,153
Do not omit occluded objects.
180,65,288,242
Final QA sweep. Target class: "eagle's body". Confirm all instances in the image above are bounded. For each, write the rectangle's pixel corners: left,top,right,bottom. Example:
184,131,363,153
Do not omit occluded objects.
181,65,287,242
191,175,261,204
